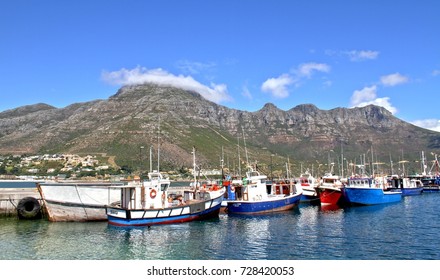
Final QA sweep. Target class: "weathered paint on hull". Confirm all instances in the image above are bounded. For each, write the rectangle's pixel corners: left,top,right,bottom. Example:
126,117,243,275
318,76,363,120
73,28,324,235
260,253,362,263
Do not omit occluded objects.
226,194,301,214
38,183,121,222
43,200,108,222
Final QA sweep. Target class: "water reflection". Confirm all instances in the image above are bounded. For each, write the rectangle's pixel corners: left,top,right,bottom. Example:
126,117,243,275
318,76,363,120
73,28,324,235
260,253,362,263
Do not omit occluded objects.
319,204,342,212
3,194,440,259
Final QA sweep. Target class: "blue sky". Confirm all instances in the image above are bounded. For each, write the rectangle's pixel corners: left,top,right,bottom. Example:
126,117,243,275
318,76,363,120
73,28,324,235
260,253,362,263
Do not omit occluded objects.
1,0,440,131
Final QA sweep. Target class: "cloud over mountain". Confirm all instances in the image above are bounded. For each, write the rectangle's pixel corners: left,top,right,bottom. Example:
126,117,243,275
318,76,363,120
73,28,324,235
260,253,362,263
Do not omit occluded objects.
101,66,231,104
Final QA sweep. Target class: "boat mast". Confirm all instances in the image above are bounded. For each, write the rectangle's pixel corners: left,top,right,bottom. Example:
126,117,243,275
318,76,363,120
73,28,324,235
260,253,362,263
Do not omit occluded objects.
192,146,197,187
389,153,394,175
430,153,439,176
157,116,160,172
341,144,344,178
241,126,249,167
149,146,153,173
421,151,427,176
237,134,241,177
371,145,374,177
286,157,291,179
221,146,224,180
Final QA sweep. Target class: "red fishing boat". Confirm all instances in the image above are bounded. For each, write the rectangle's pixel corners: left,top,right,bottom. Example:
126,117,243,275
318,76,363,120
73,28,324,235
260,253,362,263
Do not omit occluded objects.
317,174,343,205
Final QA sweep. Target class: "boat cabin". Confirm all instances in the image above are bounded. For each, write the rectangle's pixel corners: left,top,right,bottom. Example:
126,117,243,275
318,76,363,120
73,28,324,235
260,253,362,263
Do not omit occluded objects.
347,178,373,188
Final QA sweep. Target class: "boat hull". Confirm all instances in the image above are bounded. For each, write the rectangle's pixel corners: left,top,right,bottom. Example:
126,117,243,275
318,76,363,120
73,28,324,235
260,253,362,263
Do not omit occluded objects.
299,187,320,204
390,187,423,196
342,187,402,206
38,182,122,222
106,195,223,227
319,188,342,205
226,193,301,214
422,186,440,192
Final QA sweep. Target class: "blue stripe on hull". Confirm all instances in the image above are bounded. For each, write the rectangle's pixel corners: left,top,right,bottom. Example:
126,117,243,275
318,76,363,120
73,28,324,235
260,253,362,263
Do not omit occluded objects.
108,203,221,227
343,187,402,205
227,194,301,214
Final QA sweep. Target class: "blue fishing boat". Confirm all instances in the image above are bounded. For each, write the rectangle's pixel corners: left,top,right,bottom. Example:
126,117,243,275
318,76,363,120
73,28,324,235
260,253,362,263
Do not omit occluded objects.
388,176,423,196
225,167,302,214
342,177,402,206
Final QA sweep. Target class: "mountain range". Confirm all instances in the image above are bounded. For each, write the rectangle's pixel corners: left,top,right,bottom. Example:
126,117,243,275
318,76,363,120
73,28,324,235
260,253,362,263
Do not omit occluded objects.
1,83,439,176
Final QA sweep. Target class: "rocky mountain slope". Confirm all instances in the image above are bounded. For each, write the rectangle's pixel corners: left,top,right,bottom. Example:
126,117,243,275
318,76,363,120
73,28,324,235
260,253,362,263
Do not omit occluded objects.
1,83,439,175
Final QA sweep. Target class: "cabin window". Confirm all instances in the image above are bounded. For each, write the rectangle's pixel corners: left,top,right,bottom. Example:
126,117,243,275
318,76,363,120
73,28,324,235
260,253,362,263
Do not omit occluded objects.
130,188,136,209
161,183,169,192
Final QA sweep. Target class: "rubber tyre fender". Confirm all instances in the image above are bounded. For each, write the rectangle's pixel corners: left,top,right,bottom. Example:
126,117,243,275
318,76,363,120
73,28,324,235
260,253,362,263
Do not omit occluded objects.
17,197,42,220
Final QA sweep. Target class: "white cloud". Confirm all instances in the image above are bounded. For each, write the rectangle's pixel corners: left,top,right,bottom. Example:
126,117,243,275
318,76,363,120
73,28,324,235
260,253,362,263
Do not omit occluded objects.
432,70,440,76
355,97,397,114
346,50,379,61
261,62,330,98
297,63,331,78
350,85,397,114
261,74,294,98
350,85,378,106
380,73,409,86
102,66,231,103
411,119,440,132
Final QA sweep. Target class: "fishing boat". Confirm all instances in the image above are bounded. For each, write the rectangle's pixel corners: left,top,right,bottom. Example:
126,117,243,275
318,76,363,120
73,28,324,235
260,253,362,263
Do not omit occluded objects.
388,176,423,196
296,171,320,204
418,176,440,192
419,154,440,192
342,177,402,206
38,181,123,222
106,176,224,227
317,173,343,205
220,177,241,213
106,149,225,227
225,167,302,214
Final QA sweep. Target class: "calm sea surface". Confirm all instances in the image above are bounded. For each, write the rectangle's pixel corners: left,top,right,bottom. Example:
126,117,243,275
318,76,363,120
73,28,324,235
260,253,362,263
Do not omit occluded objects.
1,191,440,260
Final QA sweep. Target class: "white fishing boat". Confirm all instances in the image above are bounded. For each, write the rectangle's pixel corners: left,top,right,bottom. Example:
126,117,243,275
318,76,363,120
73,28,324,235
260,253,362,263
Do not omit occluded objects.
297,171,320,204
38,181,123,222
106,148,225,227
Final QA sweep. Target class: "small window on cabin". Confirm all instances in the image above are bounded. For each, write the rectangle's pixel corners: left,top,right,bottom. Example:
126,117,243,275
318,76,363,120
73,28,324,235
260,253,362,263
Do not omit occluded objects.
161,183,169,191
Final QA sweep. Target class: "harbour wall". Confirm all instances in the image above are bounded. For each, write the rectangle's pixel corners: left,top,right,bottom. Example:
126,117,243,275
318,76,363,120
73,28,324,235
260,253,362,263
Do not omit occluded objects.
0,188,42,217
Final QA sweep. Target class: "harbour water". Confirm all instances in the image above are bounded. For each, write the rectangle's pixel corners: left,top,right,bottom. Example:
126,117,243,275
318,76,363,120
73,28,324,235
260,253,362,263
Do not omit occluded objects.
1,192,440,260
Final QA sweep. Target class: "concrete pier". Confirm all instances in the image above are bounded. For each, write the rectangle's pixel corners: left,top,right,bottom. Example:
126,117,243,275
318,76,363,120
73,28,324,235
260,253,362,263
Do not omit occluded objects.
0,188,42,217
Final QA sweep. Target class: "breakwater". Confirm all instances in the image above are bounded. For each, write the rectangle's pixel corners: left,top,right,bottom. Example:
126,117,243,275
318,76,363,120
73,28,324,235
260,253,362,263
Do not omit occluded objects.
0,187,41,217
